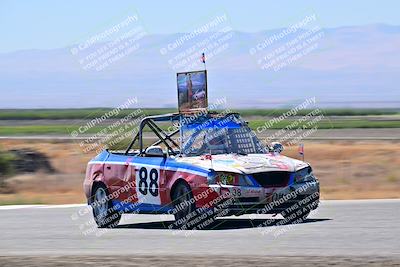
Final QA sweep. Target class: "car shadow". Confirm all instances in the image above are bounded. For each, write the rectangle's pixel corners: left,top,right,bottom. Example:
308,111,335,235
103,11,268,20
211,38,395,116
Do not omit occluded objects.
116,218,331,230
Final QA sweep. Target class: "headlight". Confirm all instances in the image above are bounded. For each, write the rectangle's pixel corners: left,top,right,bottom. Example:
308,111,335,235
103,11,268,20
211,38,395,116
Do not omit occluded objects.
294,167,316,183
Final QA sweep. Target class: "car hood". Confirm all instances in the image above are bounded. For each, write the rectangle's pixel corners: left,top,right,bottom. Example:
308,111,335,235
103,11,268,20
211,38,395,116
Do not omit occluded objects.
176,153,309,174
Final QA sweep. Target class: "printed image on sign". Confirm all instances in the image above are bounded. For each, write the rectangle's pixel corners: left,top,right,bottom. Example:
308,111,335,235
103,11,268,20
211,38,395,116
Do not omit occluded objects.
135,166,161,205
177,70,207,112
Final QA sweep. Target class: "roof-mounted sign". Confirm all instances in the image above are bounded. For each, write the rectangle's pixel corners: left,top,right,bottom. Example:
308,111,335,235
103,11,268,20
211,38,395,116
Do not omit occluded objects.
177,70,208,113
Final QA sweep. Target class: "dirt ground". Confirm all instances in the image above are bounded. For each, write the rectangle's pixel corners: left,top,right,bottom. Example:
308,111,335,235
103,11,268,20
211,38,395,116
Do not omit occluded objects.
0,139,399,204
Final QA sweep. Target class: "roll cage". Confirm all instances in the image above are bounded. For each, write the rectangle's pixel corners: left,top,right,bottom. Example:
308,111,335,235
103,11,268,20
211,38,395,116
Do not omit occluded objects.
124,112,243,156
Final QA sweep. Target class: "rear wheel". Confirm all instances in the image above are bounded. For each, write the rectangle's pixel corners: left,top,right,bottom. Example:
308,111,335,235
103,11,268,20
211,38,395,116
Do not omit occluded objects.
90,184,121,228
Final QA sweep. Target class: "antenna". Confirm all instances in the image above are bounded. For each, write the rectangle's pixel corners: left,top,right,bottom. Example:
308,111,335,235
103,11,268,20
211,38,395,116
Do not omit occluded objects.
209,148,213,169
298,143,305,161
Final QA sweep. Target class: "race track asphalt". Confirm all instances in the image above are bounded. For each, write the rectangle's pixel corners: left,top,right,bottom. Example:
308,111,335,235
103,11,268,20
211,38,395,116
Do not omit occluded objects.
0,199,399,266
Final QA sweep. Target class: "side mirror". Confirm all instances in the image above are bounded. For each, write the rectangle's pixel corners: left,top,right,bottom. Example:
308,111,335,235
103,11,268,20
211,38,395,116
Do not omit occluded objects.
270,142,284,154
145,146,165,157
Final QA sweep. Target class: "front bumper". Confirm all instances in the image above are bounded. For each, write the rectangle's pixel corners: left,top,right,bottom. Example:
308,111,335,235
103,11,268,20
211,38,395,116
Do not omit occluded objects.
209,181,320,215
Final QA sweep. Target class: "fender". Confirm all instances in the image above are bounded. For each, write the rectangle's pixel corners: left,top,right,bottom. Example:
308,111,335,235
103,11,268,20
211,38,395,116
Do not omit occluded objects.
164,169,216,207
83,163,105,200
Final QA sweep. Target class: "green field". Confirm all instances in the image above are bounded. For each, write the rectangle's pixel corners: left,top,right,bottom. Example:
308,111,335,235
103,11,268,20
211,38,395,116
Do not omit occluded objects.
0,119,399,136
0,108,399,120
0,108,176,120
0,108,399,136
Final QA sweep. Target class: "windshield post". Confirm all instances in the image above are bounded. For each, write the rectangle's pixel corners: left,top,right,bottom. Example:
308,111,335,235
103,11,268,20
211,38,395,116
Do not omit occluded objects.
179,115,183,156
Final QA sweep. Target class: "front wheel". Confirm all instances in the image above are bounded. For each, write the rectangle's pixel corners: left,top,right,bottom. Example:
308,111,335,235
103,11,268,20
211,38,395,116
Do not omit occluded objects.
90,184,121,228
172,182,196,228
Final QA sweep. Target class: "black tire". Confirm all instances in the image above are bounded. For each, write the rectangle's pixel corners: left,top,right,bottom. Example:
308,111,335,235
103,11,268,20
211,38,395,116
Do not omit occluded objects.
90,183,121,228
171,182,196,228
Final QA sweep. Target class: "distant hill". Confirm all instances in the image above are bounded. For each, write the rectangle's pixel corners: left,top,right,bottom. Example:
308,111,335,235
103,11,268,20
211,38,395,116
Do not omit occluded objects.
0,24,399,108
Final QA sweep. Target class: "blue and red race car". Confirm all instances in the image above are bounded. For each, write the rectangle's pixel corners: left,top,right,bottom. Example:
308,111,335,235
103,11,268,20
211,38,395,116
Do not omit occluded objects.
84,112,319,228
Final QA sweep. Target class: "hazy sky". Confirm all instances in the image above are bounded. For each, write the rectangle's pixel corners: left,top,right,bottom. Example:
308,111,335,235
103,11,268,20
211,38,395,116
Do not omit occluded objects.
0,0,399,52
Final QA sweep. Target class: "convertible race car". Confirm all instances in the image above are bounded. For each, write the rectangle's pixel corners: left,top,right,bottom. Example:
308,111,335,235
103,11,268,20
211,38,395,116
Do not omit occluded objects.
84,112,320,228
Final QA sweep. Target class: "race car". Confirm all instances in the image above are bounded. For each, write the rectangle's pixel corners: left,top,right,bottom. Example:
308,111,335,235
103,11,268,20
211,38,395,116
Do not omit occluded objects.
83,112,320,228
192,90,206,100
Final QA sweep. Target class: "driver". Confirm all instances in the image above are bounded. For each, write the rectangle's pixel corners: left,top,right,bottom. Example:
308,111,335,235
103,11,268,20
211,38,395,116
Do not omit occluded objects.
203,129,228,153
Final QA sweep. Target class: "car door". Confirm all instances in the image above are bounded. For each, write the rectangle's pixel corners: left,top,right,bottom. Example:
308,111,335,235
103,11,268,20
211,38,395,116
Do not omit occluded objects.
131,156,166,207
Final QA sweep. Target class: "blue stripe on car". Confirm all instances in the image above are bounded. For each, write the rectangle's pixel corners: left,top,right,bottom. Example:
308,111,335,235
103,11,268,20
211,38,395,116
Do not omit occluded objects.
102,153,209,175
112,200,173,213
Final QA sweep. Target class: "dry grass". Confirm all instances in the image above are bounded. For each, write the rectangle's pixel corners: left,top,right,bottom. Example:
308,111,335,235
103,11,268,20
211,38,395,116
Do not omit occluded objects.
284,141,400,199
0,140,399,204
0,140,90,204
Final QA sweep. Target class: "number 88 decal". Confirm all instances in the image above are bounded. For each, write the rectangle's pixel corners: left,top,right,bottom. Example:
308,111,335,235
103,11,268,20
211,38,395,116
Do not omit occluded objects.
138,167,159,197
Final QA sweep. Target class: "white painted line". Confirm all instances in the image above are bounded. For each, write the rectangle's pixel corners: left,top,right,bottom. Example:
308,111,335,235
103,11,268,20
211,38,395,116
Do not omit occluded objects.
0,205,46,210
36,204,86,209
320,199,400,204
0,204,86,210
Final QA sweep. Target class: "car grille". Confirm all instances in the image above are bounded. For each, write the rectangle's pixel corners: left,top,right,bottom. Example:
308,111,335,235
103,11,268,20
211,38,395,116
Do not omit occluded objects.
236,197,259,203
251,171,290,187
